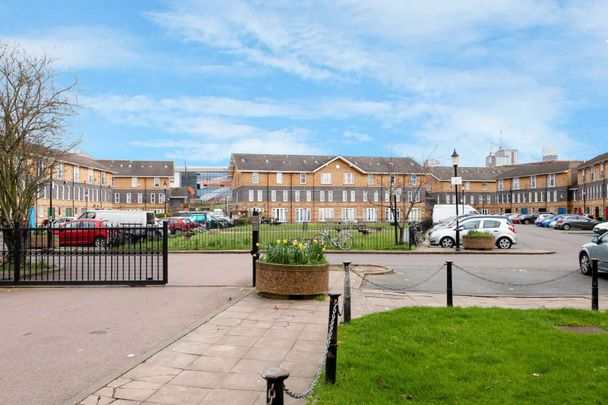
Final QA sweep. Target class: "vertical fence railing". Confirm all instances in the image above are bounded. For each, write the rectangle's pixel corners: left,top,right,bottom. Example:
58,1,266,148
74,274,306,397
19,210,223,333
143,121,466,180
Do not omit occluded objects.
0,225,168,285
592,259,599,311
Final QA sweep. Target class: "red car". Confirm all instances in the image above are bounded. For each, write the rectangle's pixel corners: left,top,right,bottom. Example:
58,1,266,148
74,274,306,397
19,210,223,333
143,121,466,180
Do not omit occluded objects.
161,217,189,234
54,219,112,247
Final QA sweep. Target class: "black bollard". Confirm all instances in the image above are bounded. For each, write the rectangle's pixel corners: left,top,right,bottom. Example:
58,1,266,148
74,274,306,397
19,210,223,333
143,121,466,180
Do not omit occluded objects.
325,292,341,384
343,262,352,324
251,211,260,287
592,259,599,311
446,261,453,307
261,367,289,405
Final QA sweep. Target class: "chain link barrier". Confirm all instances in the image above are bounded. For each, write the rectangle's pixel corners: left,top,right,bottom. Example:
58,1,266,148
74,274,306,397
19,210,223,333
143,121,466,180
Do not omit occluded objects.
452,264,581,287
265,383,275,405
283,299,339,399
351,264,446,292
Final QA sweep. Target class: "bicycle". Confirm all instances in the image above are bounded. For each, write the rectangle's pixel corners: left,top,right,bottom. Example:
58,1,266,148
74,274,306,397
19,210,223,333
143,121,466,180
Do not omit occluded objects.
313,229,354,250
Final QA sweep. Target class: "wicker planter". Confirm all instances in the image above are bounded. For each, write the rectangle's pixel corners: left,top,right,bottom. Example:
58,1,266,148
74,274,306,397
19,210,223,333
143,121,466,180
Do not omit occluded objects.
462,235,495,250
256,262,329,296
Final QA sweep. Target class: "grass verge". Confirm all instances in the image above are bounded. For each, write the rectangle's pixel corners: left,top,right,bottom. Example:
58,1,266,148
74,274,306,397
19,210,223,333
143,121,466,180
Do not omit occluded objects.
312,307,608,404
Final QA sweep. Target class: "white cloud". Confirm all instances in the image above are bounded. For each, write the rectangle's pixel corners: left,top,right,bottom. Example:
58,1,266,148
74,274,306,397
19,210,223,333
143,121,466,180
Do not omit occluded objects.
342,130,372,143
2,26,141,70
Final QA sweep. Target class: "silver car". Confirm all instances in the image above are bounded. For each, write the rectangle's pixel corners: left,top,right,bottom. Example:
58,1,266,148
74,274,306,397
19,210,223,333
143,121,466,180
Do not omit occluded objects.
579,233,608,275
428,215,517,249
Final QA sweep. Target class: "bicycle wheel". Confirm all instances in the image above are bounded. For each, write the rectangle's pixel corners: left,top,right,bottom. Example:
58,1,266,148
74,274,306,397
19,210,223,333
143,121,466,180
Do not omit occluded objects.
336,232,354,250
313,233,330,246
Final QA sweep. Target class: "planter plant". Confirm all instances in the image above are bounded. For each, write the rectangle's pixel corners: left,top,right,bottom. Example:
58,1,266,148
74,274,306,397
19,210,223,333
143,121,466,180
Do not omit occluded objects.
462,230,495,250
256,239,329,297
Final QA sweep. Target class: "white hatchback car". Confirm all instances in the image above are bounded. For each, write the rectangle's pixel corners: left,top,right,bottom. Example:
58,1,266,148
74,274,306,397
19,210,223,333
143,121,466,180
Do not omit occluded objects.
428,215,517,249
593,222,608,235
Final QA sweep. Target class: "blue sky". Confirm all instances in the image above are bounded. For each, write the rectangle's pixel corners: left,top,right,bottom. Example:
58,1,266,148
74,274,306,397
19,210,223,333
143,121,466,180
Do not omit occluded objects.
2,0,608,166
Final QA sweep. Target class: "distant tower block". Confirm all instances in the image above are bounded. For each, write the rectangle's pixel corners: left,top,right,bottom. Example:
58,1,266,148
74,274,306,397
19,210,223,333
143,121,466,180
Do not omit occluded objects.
487,147,518,167
542,147,558,161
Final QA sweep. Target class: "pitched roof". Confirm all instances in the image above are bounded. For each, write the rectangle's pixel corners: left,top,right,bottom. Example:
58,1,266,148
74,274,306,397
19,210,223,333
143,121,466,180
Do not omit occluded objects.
230,153,424,174
59,152,114,172
98,160,174,177
579,152,608,168
430,166,502,181
495,160,581,179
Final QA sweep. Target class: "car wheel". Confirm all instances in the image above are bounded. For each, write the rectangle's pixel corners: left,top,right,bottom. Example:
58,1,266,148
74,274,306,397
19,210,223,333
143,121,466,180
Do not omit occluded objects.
440,237,455,248
579,253,592,276
94,237,107,249
562,224,571,231
496,237,512,249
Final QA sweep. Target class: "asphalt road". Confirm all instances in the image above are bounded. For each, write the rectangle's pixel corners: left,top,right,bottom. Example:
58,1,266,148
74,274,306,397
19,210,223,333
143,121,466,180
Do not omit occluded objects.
0,254,252,405
327,224,608,296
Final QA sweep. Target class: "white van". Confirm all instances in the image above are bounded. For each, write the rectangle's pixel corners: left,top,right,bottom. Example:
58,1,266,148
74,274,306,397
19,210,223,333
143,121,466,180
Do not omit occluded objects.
78,210,155,227
432,204,478,224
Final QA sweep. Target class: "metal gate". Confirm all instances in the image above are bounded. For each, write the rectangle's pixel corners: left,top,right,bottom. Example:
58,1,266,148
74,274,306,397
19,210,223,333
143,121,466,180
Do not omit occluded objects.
0,223,168,286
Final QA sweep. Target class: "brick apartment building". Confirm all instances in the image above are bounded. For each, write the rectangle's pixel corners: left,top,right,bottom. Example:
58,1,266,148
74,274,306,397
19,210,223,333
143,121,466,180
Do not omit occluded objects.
229,153,429,223
98,160,174,214
229,153,588,223
575,152,608,219
35,152,114,224
494,160,581,215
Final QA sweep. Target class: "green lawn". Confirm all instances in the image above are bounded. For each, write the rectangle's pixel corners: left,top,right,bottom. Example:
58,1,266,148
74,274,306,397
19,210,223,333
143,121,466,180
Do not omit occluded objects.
312,307,608,404
167,223,413,250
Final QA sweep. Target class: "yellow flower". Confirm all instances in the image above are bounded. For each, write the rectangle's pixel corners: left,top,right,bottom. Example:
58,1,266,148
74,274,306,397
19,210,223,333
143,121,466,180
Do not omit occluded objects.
283,239,287,244
322,247,326,252
292,240,298,246
313,239,318,244
256,242,260,247
276,239,281,244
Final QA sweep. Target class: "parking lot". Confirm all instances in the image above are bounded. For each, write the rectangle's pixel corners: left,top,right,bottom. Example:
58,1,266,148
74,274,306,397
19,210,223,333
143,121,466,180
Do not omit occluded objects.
329,224,608,296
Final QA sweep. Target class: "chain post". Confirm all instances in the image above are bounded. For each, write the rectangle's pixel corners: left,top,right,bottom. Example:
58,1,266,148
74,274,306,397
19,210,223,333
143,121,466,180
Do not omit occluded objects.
252,210,260,287
162,221,169,284
343,262,352,324
592,259,599,311
326,292,341,384
446,260,453,307
261,368,289,405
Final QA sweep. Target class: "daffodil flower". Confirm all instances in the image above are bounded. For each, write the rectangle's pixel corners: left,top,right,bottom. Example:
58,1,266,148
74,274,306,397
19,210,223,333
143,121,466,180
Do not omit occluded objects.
283,239,287,244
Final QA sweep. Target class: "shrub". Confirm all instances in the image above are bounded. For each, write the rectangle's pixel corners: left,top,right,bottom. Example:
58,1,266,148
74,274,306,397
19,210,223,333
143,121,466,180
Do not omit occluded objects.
465,230,493,238
234,217,251,226
260,238,327,265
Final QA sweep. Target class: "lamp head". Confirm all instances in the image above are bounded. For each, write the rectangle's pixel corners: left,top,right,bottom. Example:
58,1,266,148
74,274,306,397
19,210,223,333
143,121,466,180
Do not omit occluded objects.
451,149,460,166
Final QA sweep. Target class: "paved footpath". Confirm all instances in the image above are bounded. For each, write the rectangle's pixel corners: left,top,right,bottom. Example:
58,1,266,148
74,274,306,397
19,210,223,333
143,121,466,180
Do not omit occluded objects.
79,271,608,405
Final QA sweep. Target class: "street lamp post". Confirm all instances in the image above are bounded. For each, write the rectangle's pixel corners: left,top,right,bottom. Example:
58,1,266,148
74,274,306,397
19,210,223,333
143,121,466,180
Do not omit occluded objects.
451,149,460,251
163,182,168,215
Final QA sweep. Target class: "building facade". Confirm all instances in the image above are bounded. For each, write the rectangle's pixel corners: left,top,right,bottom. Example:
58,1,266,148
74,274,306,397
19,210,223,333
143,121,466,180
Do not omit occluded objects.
429,167,501,214
98,160,174,214
230,154,432,223
575,152,608,220
493,161,581,214
35,152,114,224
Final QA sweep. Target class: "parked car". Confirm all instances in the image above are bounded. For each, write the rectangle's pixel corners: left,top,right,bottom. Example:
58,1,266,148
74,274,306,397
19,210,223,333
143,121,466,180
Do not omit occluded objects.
534,213,554,225
208,215,233,229
593,222,608,235
51,216,75,226
548,214,576,228
508,213,523,224
428,215,517,249
54,219,112,247
160,217,189,234
555,215,600,231
519,213,539,224
579,233,608,275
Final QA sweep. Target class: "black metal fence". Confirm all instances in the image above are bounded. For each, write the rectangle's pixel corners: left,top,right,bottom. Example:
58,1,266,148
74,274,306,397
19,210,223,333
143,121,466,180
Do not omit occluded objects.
167,222,422,251
0,224,168,285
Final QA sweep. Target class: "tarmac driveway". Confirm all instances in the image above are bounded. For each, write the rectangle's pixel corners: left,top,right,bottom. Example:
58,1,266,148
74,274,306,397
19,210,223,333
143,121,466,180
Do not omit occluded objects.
0,254,252,405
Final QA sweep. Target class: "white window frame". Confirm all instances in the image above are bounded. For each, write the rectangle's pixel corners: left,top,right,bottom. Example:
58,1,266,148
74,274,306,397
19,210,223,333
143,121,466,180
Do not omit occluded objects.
257,190,263,201
252,172,259,183
88,169,94,184
321,173,331,184
126,193,132,204
341,208,357,221
153,177,160,187
276,172,283,184
373,191,379,202
319,190,325,202
294,190,300,202
548,174,556,187
513,178,520,190
328,190,333,202
74,166,80,183
530,176,537,189
410,174,417,186
367,174,374,185
498,179,504,191
300,173,307,184
131,177,138,188
295,208,311,223
362,191,368,202
151,193,156,203
248,190,254,202
364,208,378,222
318,208,334,222
283,190,288,202
350,190,356,202
343,173,354,185
271,190,277,202
159,193,165,204
57,163,64,180
137,193,143,204
306,190,312,202
114,193,120,204
342,190,348,202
